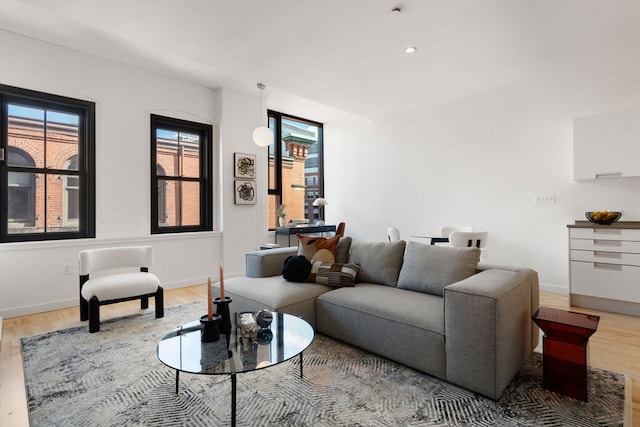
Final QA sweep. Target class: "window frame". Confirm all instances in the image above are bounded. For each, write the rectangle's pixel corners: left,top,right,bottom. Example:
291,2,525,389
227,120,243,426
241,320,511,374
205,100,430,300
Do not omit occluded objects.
267,110,324,230
150,114,213,234
0,84,95,243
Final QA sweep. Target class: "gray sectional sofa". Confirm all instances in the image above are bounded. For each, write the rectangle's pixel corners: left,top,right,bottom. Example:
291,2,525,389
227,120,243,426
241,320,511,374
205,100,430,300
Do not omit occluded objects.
216,237,539,399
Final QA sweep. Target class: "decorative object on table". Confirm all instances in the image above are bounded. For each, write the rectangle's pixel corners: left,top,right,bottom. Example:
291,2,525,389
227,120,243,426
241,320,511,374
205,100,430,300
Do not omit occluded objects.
256,328,274,345
586,210,621,224
234,152,256,179
277,204,286,227
239,312,258,351
255,309,273,328
199,313,221,342
234,179,256,204
201,277,221,342
312,197,328,225
215,264,233,335
282,255,312,282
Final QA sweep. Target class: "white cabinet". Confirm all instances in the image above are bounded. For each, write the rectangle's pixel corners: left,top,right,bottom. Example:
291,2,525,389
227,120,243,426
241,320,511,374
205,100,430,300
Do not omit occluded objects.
569,224,640,315
573,107,640,180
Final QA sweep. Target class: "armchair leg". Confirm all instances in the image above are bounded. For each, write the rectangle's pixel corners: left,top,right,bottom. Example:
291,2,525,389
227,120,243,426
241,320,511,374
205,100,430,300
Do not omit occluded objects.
80,297,89,321
89,296,100,333
141,296,149,309
155,286,164,318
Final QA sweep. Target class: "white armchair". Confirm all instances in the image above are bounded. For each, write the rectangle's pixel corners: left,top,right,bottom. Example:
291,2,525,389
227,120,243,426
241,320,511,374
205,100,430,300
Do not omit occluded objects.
79,246,164,333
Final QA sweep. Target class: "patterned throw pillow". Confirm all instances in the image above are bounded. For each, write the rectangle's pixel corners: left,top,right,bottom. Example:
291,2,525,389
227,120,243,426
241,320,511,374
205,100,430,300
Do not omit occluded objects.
308,260,360,287
297,234,341,263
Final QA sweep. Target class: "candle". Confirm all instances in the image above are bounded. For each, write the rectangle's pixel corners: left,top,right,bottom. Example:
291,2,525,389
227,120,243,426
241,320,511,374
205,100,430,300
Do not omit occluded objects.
219,264,225,301
207,277,213,320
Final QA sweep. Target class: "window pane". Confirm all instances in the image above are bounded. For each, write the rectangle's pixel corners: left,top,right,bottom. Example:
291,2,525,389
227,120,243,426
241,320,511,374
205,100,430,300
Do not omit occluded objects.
8,104,45,168
7,171,36,229
160,180,178,227
180,132,200,179
268,116,276,191
156,129,179,177
46,110,79,170
181,181,200,226
281,118,319,223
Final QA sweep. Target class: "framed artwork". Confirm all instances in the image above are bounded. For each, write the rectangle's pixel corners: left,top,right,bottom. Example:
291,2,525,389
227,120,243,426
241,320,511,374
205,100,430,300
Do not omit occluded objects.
234,152,256,179
234,180,256,205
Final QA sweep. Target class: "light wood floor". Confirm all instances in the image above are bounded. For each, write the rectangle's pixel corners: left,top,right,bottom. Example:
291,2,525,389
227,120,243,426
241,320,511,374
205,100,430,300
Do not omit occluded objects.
1,286,638,426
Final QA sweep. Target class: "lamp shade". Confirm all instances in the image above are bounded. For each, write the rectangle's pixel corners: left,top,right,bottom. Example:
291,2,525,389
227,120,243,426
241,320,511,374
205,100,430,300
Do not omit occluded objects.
313,198,328,206
253,126,272,147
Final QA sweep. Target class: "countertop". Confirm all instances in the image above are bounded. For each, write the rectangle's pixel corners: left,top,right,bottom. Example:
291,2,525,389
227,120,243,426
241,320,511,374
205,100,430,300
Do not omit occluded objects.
568,220,640,229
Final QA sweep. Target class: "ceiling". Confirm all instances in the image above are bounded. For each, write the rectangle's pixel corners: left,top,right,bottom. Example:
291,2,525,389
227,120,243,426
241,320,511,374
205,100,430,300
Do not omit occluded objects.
1,0,639,121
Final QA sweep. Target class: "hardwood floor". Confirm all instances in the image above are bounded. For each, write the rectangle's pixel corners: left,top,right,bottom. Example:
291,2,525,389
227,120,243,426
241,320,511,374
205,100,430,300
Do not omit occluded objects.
1,287,638,426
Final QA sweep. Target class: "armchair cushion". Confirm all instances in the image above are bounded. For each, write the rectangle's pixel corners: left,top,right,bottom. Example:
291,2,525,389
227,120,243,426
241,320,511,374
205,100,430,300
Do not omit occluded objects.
81,272,160,301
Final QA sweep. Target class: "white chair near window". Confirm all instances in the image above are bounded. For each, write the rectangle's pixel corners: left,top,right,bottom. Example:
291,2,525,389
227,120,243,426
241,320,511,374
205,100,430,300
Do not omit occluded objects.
387,227,401,242
79,246,164,333
449,231,488,250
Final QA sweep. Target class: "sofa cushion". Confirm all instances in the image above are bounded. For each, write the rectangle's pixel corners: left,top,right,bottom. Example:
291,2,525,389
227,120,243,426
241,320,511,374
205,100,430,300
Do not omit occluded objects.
297,234,341,263
348,239,406,287
308,260,360,287
397,241,480,296
335,236,352,264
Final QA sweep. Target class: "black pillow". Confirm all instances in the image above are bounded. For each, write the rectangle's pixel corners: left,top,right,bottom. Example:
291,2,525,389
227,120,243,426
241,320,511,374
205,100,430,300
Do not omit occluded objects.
282,255,312,282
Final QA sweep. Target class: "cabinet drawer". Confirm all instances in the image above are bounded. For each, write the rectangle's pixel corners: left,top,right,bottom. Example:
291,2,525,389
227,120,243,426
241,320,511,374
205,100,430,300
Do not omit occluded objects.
570,261,640,302
570,249,640,265
570,238,640,253
570,227,640,241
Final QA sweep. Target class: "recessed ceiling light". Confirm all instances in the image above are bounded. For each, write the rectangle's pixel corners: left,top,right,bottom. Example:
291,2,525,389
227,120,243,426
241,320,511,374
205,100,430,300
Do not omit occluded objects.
391,7,402,15
404,46,417,54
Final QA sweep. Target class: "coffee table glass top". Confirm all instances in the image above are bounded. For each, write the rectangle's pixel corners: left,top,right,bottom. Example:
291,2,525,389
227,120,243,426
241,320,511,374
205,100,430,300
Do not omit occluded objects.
157,312,314,375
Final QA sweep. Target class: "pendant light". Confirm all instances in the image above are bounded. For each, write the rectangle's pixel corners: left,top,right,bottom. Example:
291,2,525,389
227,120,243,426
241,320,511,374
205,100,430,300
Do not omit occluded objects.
252,83,272,147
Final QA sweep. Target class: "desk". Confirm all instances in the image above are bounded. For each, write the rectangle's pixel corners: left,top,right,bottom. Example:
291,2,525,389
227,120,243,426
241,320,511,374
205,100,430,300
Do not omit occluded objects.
532,307,599,401
275,224,337,247
410,234,449,245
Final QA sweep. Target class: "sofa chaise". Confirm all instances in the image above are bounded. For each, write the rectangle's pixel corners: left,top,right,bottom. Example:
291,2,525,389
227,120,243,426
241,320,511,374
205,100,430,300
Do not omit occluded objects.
215,237,539,399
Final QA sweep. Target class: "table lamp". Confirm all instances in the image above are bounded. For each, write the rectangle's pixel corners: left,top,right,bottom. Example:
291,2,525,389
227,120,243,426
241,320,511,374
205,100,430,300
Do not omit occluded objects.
313,198,328,225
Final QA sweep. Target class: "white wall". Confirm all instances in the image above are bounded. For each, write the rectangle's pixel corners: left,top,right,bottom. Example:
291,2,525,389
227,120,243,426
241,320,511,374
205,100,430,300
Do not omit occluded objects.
0,31,268,317
325,58,640,292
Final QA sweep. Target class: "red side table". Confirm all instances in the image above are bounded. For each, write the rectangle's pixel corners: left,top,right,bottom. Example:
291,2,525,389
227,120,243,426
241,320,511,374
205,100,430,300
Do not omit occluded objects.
532,307,600,401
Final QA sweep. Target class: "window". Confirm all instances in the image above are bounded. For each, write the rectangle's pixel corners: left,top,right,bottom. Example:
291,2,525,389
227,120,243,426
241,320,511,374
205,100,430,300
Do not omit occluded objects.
267,111,324,229
151,114,213,234
0,84,95,242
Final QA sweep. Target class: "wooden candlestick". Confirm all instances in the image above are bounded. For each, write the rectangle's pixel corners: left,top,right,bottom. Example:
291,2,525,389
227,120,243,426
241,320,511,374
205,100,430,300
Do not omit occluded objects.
219,264,225,301
207,277,213,321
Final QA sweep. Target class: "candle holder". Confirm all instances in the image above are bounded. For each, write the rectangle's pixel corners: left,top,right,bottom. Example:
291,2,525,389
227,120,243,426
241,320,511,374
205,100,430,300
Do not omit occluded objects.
200,314,221,342
214,297,233,335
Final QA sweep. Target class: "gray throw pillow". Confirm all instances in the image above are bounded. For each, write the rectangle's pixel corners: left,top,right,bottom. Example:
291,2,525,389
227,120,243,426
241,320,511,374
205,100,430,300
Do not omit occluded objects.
397,241,480,296
335,236,352,264
348,239,406,287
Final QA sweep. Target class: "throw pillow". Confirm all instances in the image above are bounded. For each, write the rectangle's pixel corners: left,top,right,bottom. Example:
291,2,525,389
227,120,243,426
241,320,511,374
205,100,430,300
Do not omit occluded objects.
282,255,312,282
297,234,341,263
348,239,406,287
397,241,480,296
308,260,360,287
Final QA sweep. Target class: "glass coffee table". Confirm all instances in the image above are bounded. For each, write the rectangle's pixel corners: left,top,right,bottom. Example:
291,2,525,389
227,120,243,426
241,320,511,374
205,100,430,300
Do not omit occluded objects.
157,312,314,426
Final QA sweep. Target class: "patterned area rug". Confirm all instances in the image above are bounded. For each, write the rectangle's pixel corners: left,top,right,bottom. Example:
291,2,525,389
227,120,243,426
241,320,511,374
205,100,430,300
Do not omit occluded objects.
21,302,624,426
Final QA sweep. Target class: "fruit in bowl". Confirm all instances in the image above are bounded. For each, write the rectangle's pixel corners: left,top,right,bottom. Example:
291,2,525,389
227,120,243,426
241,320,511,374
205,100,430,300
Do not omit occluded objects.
586,210,622,224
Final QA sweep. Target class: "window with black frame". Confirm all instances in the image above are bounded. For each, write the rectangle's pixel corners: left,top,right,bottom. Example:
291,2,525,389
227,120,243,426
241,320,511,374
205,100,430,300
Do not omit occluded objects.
0,85,95,243
150,114,213,234
267,111,324,229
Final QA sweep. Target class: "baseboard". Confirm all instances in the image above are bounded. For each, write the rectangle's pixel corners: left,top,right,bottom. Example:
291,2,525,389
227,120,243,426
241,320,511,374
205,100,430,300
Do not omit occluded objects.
0,278,214,319
539,282,568,294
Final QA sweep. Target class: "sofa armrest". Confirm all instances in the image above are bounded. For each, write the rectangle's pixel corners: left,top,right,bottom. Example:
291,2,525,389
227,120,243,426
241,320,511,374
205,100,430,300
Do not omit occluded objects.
246,247,298,278
443,268,539,399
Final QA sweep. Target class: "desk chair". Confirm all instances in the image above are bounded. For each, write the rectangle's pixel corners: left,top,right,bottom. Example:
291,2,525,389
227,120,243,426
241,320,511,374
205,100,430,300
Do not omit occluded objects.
79,246,164,333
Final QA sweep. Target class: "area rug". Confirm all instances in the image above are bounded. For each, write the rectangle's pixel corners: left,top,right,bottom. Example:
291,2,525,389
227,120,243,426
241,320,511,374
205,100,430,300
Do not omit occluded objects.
21,303,624,426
